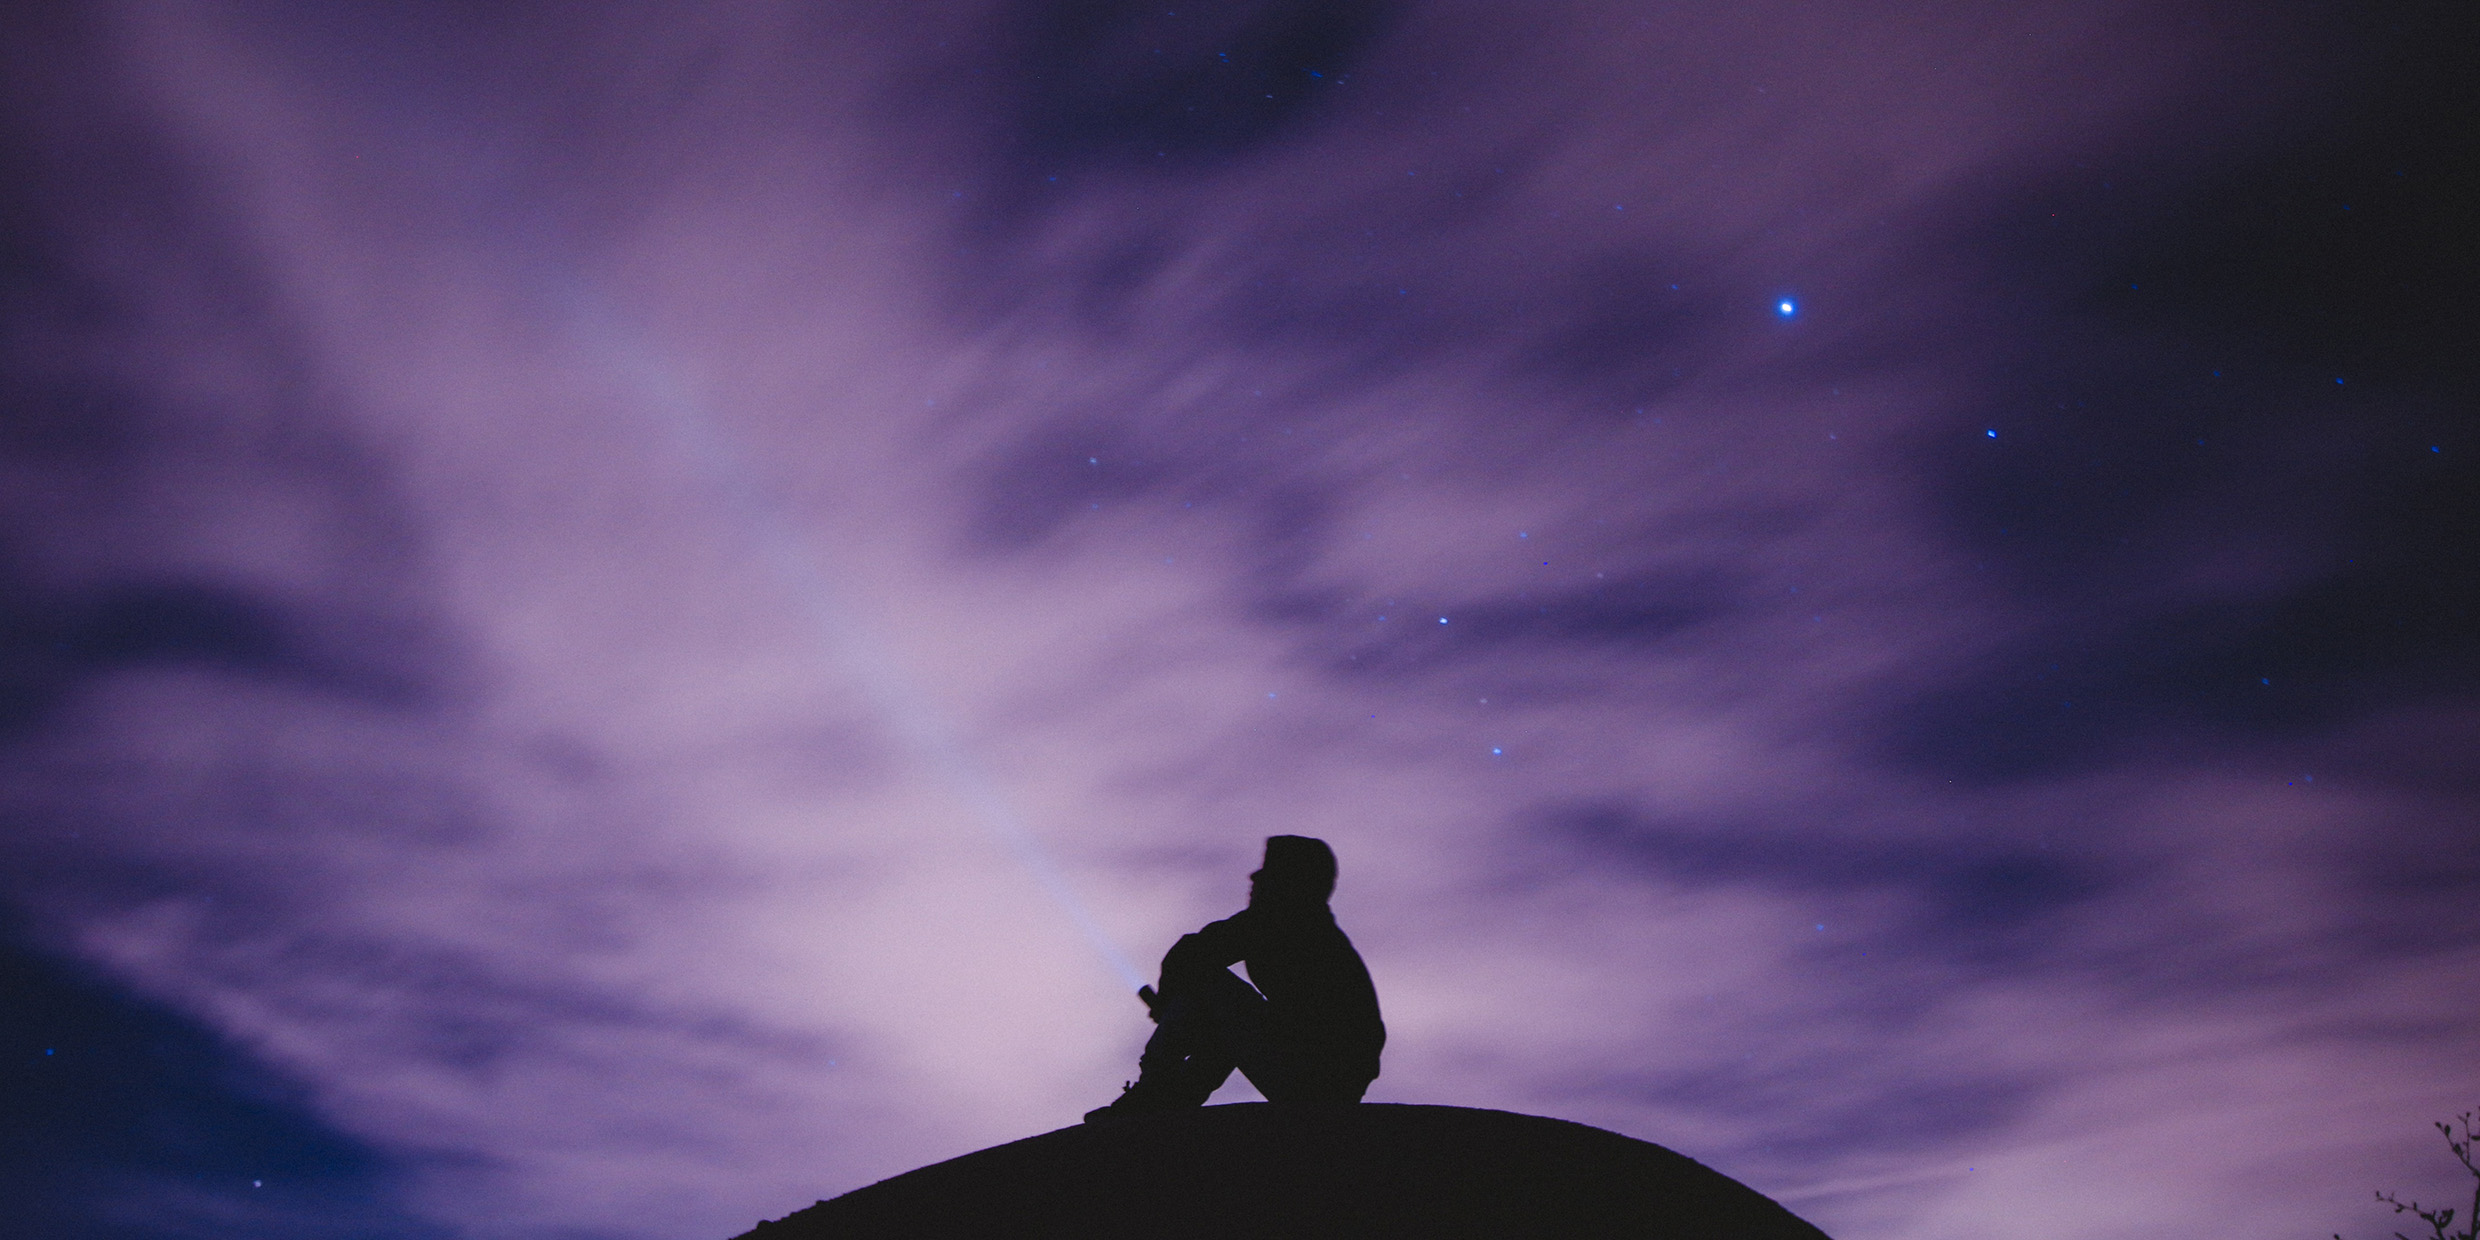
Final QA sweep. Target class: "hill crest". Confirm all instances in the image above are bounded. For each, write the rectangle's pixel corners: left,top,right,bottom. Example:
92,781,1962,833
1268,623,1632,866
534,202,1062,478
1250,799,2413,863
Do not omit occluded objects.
736,1102,1831,1239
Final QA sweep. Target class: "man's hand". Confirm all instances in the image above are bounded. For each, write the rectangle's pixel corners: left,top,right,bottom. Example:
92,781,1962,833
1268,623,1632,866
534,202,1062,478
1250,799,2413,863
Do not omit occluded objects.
1137,985,1160,1021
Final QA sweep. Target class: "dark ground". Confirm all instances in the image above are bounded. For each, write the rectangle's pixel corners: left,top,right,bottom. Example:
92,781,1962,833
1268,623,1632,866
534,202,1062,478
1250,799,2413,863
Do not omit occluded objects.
737,1102,1831,1240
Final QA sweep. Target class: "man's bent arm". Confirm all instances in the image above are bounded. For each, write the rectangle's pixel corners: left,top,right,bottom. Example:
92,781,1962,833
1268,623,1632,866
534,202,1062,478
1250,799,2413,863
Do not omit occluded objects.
1159,913,1251,980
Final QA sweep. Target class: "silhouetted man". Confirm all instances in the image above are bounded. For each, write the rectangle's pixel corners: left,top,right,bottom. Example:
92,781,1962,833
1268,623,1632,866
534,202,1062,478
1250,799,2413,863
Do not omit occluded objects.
1086,836,1384,1121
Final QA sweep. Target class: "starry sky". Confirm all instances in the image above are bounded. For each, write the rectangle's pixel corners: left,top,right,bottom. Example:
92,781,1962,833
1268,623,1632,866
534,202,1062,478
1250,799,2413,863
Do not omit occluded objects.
3,2,2474,1238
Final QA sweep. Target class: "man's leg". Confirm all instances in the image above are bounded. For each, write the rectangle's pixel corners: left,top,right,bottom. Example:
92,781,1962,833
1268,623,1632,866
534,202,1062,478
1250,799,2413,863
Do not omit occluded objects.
1228,1023,1378,1104
1086,967,1264,1119
1182,981,1371,1104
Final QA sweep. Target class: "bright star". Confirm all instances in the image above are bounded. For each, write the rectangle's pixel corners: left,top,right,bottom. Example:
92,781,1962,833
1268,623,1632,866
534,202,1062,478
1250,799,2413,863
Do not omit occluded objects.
1776,299,1796,317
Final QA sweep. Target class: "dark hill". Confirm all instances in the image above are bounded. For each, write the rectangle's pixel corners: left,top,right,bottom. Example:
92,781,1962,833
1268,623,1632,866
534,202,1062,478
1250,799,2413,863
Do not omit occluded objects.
735,1102,1831,1239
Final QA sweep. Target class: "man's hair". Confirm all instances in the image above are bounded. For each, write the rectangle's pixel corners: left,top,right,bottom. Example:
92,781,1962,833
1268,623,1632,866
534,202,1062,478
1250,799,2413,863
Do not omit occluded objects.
1261,835,1338,903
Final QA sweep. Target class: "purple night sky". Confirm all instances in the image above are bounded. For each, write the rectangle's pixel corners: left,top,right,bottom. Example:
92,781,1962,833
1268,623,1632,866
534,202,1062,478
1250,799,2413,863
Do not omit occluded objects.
4,2,2474,1237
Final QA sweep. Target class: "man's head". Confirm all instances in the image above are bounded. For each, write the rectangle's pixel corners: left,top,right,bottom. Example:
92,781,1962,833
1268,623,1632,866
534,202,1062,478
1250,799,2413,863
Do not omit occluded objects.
1248,835,1337,908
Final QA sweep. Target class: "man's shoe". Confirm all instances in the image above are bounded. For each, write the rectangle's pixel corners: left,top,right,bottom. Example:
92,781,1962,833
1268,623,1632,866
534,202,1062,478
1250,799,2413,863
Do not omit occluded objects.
1082,1076,1199,1123
1083,1081,1143,1123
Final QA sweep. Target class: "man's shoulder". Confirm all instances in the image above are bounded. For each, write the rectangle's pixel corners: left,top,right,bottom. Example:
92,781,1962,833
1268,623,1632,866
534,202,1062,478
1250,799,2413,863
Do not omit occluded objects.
1195,903,1348,944
1244,904,1348,939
